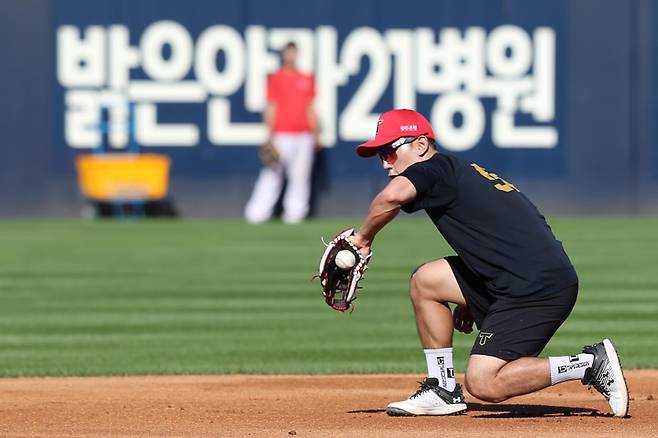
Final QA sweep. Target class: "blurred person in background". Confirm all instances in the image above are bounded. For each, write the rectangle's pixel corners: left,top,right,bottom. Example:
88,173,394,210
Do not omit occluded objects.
244,42,321,224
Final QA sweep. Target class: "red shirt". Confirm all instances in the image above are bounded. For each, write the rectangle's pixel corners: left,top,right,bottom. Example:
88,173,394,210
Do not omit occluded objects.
267,69,315,133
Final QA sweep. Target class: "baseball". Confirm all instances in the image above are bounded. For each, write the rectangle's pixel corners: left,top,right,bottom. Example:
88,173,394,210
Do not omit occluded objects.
335,250,357,270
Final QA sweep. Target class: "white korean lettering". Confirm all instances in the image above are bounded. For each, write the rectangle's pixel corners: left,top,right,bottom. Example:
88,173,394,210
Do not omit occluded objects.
339,27,391,141
385,29,416,109
244,26,277,114
488,27,558,148
431,93,485,152
128,81,207,102
486,25,532,78
140,20,193,82
135,103,199,146
208,98,267,145
64,91,129,149
108,25,140,89
57,26,105,87
415,28,486,94
101,92,130,148
195,25,246,96
64,90,101,148
314,26,345,146
521,28,555,122
56,22,559,151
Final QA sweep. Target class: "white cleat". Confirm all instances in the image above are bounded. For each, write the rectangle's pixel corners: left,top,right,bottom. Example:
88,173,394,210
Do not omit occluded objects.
386,378,467,416
581,338,629,417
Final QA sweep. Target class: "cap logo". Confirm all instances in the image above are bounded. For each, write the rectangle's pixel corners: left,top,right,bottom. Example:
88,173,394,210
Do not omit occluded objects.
376,116,384,134
400,124,418,132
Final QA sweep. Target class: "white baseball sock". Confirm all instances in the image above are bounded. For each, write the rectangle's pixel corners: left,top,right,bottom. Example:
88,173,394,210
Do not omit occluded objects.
549,353,594,385
424,348,456,391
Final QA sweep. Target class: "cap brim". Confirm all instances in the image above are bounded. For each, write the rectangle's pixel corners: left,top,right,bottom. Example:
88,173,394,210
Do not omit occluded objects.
355,136,396,157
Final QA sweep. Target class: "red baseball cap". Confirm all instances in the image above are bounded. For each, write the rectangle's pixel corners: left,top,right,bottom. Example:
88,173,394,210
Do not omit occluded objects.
356,109,435,157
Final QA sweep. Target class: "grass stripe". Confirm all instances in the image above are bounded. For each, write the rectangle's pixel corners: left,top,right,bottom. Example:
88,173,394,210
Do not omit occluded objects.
0,218,656,376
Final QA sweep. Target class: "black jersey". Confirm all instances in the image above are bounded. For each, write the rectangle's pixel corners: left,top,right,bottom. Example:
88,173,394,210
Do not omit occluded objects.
400,153,577,298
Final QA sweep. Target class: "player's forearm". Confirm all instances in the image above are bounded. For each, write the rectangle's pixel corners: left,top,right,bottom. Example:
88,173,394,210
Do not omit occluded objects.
307,106,320,135
356,192,402,247
263,104,276,136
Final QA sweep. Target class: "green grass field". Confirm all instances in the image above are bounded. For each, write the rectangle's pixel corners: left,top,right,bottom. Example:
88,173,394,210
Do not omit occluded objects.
0,218,656,377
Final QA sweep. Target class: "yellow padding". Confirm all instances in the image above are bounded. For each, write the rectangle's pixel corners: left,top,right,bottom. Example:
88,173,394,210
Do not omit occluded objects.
75,154,171,201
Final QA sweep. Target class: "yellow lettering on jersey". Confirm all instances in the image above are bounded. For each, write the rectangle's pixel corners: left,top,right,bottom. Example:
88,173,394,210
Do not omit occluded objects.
495,182,517,192
471,163,520,193
470,163,497,181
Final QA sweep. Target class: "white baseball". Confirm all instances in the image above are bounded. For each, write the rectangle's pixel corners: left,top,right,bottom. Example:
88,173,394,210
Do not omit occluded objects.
335,250,357,270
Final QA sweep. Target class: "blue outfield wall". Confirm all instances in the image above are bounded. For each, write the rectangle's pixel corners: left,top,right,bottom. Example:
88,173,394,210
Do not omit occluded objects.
0,0,657,217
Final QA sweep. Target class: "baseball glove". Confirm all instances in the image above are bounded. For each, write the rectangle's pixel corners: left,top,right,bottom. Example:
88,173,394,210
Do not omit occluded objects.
259,139,280,167
316,228,372,312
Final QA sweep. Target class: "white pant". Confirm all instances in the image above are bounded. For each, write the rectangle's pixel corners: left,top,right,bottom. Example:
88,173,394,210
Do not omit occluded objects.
245,132,314,224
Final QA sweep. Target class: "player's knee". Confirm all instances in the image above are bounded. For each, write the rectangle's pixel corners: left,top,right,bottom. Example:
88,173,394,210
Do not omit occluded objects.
409,262,426,280
409,265,421,293
464,372,507,403
409,264,431,304
409,260,452,305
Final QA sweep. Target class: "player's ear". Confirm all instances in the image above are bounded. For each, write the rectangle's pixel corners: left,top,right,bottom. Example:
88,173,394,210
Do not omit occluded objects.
415,136,430,156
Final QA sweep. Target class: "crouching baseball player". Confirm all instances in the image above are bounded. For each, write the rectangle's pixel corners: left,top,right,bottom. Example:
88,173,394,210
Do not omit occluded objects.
317,109,628,418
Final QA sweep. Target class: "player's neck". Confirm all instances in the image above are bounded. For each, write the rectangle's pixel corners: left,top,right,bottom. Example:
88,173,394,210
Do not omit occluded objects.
420,149,437,161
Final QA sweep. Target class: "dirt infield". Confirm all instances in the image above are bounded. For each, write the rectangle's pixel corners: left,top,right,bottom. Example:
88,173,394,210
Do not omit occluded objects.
0,371,655,437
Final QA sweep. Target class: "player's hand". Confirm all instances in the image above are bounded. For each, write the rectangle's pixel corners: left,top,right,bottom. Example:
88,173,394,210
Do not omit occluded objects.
349,233,371,258
453,305,474,334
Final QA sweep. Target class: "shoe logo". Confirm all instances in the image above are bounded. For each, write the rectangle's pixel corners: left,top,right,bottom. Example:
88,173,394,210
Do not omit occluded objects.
452,397,462,403
477,332,493,346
